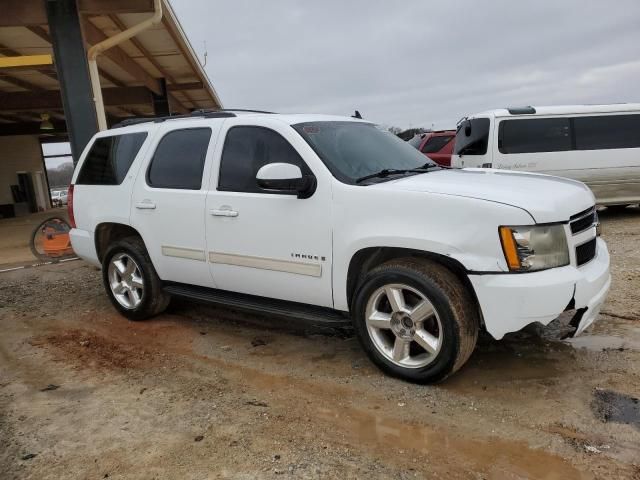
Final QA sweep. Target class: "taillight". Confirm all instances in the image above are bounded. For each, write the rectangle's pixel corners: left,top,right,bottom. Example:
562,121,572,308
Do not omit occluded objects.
67,184,76,228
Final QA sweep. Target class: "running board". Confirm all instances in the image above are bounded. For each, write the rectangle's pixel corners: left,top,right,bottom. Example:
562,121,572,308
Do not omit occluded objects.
163,283,350,325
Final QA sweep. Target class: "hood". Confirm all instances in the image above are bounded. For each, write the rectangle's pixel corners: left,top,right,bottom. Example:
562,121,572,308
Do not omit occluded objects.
379,168,594,223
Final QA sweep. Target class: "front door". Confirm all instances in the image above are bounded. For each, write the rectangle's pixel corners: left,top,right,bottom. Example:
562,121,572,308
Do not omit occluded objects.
131,124,220,288
205,122,333,307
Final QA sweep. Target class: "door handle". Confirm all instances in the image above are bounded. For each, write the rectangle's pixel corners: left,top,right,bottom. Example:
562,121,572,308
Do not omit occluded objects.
135,200,156,210
210,209,238,217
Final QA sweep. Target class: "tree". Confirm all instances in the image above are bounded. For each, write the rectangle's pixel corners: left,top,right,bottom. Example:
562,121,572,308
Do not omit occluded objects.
47,162,74,188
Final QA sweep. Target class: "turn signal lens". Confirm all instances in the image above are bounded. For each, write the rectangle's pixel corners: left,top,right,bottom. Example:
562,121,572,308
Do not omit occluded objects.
499,227,521,270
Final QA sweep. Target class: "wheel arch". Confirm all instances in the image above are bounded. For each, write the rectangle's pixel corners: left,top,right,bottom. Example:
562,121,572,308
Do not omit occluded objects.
95,222,146,263
346,247,482,323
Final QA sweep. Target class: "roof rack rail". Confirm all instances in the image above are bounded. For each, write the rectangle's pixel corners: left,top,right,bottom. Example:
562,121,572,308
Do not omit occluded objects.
195,108,276,114
507,106,536,115
111,110,237,129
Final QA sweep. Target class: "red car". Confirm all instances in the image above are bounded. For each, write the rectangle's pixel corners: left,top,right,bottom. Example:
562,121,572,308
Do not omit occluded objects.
408,130,456,167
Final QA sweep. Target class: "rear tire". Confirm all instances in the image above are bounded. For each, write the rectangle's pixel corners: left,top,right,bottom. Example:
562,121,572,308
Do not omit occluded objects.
352,258,478,383
102,236,170,321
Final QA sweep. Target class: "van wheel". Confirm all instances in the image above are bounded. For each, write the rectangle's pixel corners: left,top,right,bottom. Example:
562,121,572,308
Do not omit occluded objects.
352,258,478,383
102,236,170,321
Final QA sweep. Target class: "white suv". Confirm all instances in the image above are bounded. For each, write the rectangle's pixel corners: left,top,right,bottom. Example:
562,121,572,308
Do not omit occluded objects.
68,111,611,383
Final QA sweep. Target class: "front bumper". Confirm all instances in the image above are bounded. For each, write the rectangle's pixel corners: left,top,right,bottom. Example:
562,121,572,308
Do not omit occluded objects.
469,238,611,339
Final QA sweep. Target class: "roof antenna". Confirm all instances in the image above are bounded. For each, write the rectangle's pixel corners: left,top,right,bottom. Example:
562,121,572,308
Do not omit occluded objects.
202,40,208,67
352,110,362,119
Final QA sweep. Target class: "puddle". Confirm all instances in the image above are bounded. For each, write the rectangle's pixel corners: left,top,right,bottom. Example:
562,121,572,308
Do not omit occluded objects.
565,334,640,351
592,389,640,430
565,317,640,352
317,405,589,479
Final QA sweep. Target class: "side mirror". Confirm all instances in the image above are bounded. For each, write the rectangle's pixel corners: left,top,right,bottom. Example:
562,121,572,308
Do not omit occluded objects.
256,163,316,199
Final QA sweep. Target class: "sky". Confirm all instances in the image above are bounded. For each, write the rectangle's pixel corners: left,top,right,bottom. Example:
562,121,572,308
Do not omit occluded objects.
169,0,640,130
42,142,72,169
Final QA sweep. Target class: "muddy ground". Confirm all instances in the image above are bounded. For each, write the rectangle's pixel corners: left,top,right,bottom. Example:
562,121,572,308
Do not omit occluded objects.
1,208,639,479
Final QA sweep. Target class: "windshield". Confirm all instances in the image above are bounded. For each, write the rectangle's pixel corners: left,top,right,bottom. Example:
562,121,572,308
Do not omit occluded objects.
293,121,435,184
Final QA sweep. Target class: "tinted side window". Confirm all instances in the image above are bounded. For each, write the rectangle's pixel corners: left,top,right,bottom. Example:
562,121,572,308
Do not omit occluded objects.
574,114,640,150
76,133,147,185
218,126,310,193
147,128,211,190
499,118,571,154
421,136,453,153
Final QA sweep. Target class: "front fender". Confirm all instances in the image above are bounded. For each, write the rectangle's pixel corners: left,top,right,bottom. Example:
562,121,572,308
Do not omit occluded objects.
331,186,533,311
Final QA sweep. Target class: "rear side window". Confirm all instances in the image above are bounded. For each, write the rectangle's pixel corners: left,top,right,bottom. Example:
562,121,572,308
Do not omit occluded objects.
147,128,211,190
76,133,147,185
499,118,571,154
218,126,311,193
421,135,453,153
574,114,640,150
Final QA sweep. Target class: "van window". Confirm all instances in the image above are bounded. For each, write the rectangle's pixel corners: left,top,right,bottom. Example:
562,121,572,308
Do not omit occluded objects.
76,133,147,185
574,114,640,150
218,126,311,193
454,118,490,155
147,128,211,190
499,118,571,154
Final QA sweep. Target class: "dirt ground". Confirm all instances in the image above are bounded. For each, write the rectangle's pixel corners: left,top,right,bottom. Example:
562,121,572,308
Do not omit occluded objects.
1,208,639,479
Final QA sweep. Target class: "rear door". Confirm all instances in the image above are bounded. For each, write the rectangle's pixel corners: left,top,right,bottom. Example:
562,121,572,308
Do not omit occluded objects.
130,122,222,288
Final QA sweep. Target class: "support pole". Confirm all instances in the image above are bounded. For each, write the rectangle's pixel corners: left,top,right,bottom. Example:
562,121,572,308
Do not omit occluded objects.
45,0,98,164
152,78,170,116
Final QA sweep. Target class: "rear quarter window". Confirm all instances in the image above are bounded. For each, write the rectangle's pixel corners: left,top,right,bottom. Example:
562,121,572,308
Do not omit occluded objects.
76,132,147,185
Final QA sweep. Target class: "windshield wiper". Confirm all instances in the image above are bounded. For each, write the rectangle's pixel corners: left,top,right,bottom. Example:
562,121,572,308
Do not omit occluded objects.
355,165,439,184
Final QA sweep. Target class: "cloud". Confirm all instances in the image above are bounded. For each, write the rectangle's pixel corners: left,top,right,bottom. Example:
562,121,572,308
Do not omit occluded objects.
170,0,640,129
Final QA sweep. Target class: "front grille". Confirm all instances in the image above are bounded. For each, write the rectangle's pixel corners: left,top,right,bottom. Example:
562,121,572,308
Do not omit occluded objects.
570,206,596,235
576,237,597,266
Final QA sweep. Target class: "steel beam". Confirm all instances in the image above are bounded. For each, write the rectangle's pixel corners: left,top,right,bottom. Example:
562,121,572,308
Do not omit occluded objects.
152,78,170,116
0,86,152,110
46,0,98,164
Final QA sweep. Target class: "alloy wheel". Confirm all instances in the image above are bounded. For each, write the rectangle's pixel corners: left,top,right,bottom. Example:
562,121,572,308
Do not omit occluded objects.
108,253,144,309
365,283,443,368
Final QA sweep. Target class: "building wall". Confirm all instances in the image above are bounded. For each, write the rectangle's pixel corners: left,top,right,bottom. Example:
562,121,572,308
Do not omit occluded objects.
0,135,49,208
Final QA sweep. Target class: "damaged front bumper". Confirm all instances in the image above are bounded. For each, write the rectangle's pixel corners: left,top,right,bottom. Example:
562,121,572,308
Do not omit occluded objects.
469,238,611,340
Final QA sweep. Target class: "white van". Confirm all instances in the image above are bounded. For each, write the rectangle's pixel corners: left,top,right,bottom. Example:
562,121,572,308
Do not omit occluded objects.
451,104,640,206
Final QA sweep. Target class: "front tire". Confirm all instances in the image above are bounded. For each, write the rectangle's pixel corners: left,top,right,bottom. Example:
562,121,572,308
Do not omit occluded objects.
102,237,170,321
352,258,478,383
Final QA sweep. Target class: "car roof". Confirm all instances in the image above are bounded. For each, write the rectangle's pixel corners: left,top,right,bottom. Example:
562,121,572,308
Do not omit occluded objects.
102,111,370,137
469,103,640,119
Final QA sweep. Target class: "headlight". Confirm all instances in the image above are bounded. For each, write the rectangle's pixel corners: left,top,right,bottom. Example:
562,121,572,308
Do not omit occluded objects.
499,225,569,272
